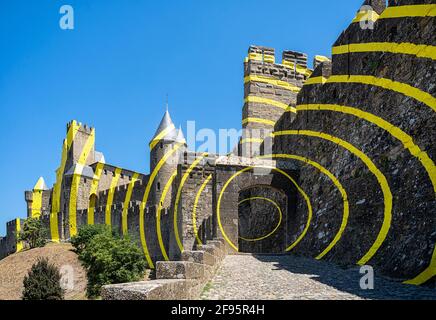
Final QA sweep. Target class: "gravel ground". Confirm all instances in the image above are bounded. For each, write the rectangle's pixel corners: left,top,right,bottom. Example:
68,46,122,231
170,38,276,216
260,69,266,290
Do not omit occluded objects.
201,254,436,300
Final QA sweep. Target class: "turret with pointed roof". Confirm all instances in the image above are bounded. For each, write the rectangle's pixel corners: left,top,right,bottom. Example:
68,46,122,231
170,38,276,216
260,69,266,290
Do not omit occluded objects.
149,110,186,208
149,110,178,150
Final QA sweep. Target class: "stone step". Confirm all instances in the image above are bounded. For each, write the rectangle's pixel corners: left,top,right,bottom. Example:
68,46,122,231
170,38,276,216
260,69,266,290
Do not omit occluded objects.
182,250,215,266
156,261,209,280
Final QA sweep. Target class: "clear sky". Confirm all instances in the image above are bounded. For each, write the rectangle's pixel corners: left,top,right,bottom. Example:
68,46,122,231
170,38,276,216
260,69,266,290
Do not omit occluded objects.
0,0,364,234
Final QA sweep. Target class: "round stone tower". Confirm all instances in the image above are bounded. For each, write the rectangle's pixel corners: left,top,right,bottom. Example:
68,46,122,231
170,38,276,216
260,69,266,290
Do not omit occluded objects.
149,110,187,207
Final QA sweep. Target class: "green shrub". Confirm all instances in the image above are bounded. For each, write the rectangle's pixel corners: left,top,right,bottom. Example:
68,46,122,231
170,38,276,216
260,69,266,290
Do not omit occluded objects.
71,225,147,298
71,224,111,255
18,217,48,249
22,257,64,300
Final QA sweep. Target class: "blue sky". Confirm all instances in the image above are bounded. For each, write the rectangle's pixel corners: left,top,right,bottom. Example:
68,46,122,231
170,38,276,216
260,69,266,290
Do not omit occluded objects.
0,0,364,234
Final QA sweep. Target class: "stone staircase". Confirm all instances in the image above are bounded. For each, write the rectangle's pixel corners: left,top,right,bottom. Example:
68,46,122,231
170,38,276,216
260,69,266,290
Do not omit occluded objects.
101,238,226,300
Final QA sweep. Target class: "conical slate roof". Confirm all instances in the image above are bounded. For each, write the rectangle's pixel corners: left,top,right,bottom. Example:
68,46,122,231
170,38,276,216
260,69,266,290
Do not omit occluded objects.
175,126,187,145
149,110,177,149
33,177,48,191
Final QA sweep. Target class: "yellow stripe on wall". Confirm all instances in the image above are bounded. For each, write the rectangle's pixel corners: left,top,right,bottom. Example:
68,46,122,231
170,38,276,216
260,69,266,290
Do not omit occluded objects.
273,130,393,265
216,165,312,252
140,142,184,268
332,42,436,61
105,167,122,226
69,130,95,237
261,154,349,260
404,245,436,285
244,75,302,93
174,153,208,253
192,174,212,246
16,219,23,252
122,172,140,235
297,104,436,194
156,170,177,261
88,162,105,225
303,75,436,113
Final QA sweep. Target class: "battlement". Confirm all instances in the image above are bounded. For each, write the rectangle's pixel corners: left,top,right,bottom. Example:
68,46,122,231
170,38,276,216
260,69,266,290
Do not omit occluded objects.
67,120,94,135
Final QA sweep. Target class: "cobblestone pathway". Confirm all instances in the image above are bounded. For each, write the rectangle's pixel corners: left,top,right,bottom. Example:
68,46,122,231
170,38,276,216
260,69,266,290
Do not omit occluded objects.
200,255,436,300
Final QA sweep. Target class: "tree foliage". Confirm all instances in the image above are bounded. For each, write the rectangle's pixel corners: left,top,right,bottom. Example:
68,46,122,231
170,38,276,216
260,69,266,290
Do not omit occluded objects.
22,257,64,300
18,217,48,249
71,225,147,298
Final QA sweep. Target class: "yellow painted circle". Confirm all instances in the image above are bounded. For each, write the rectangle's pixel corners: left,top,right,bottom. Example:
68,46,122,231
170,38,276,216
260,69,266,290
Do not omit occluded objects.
238,196,283,242
216,165,313,252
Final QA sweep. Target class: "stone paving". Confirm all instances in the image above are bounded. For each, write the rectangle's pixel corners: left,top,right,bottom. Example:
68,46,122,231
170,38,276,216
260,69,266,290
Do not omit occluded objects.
200,254,436,300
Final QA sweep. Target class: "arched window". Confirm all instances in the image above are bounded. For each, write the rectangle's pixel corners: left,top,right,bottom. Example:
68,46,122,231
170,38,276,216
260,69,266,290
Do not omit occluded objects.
157,182,161,191
89,194,98,209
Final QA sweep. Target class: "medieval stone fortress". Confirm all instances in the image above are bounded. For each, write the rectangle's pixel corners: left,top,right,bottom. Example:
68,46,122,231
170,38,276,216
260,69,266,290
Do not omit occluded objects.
0,0,435,298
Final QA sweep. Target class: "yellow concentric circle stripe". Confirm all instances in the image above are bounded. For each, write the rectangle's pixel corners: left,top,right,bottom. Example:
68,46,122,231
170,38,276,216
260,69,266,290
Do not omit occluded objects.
140,142,184,268
260,154,349,260
295,104,436,195
238,197,283,242
192,174,213,246
303,75,436,113
272,130,392,265
216,166,312,252
174,153,209,253
157,170,178,261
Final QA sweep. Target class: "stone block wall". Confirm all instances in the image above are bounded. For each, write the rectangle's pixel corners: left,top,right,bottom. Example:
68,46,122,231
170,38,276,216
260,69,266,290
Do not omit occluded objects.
273,0,436,283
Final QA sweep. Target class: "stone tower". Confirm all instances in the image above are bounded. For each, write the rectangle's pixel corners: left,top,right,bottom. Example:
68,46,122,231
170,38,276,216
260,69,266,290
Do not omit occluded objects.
149,110,187,207
62,121,96,238
241,45,309,157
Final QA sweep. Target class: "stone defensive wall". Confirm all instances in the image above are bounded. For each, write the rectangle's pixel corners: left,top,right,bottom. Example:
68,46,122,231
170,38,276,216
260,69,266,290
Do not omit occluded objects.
0,0,434,291
273,0,435,285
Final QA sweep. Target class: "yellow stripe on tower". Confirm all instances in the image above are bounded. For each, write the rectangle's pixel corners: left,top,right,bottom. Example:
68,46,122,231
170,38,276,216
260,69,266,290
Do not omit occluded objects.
50,121,80,242
69,129,95,237
88,162,105,225
246,53,275,64
240,138,265,144
242,117,276,126
149,124,176,150
105,168,122,226
332,42,436,61
31,190,42,219
122,172,140,235
379,4,436,19
244,75,301,93
352,9,380,23
281,60,313,77
245,96,289,110
351,4,435,24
